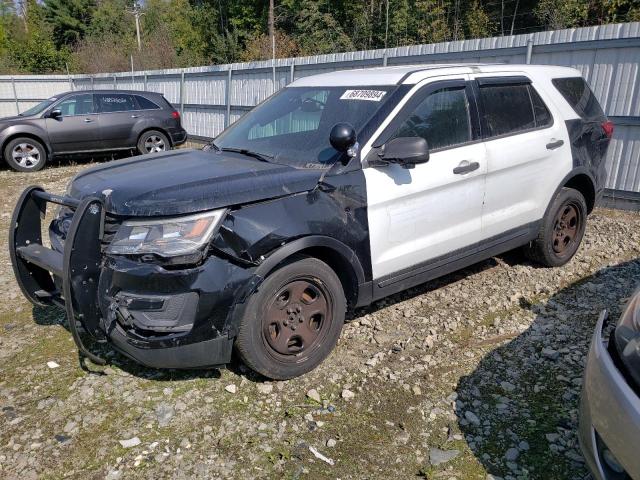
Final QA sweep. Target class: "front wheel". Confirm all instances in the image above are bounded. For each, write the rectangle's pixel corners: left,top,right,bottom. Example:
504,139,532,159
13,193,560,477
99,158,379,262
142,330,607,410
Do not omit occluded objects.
524,187,587,267
235,256,346,380
4,137,47,172
137,130,169,154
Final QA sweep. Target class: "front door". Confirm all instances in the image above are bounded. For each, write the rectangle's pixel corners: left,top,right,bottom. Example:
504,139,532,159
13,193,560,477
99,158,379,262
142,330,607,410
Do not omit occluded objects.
45,94,101,153
363,78,487,282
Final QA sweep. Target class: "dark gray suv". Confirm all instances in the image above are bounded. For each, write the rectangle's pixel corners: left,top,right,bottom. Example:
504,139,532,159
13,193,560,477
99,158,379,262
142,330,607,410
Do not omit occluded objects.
0,90,187,172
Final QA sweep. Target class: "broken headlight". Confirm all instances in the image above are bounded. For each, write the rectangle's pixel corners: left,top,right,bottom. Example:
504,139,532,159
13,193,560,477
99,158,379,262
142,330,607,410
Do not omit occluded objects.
614,288,640,388
107,209,226,258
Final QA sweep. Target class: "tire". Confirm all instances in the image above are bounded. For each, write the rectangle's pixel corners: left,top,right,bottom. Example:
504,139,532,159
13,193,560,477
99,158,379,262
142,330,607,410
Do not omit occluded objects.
235,256,346,380
524,187,587,267
137,130,170,154
3,137,47,172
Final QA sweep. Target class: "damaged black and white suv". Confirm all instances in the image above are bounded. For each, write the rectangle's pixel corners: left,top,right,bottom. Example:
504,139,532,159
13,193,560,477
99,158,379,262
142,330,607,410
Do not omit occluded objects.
9,64,612,379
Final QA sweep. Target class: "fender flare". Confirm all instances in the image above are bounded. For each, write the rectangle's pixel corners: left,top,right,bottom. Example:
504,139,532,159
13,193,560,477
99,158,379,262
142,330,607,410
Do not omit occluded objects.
224,235,366,337
543,167,597,220
0,125,52,157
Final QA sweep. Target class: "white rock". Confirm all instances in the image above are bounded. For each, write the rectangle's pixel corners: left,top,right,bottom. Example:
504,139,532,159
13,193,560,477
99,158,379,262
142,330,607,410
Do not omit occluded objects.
224,384,237,394
341,389,355,400
257,383,273,394
46,361,60,369
119,437,141,448
307,389,321,403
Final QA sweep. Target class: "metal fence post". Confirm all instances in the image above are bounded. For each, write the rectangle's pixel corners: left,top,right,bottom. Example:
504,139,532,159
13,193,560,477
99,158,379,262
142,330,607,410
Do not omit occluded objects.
225,67,233,128
11,76,19,114
382,50,388,66
526,38,533,64
289,63,295,84
179,71,185,116
91,76,95,89
113,75,117,89
144,73,148,91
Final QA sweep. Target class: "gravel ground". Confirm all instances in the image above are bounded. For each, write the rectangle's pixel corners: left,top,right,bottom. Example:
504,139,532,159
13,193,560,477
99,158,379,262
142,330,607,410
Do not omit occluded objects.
1,158,639,480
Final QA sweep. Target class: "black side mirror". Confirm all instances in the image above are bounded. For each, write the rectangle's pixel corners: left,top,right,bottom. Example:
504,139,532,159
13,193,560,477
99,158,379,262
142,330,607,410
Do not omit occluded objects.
49,109,62,119
378,136,429,168
329,123,356,152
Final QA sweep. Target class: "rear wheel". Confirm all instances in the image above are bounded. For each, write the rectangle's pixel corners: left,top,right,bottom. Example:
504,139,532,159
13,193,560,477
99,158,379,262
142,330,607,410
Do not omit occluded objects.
235,256,346,380
137,130,169,154
4,137,47,172
524,187,587,267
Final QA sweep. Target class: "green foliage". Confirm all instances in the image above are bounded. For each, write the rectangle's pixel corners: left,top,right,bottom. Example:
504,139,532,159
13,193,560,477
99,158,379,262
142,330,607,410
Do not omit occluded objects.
43,0,95,48
0,0,636,74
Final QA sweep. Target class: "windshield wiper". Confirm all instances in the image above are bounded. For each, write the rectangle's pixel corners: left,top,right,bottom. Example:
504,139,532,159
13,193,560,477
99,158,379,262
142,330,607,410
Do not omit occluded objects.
219,147,273,163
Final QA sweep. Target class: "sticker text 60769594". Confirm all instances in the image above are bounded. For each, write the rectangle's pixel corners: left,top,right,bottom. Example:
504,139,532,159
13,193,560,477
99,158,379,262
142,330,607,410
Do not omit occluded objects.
339,90,387,101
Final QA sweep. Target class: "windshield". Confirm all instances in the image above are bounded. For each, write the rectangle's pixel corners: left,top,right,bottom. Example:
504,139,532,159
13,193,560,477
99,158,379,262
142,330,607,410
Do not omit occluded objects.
19,98,57,117
214,86,396,168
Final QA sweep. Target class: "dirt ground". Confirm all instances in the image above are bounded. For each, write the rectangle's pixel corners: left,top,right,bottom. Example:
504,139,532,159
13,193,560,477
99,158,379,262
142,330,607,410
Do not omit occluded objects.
1,155,639,480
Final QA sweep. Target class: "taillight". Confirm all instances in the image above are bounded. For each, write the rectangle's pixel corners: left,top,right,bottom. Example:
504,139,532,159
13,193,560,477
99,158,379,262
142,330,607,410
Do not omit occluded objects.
171,111,180,120
601,120,614,139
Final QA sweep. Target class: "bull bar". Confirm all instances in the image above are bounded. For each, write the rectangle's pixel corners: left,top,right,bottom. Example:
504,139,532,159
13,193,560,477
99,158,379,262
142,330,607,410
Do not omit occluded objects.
9,185,107,365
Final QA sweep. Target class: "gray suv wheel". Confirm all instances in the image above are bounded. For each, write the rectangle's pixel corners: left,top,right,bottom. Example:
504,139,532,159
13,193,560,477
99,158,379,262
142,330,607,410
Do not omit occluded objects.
137,130,170,154
4,137,47,172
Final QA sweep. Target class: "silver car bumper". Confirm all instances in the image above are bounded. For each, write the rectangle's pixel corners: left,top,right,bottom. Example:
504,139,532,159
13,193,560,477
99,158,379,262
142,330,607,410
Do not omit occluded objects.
579,311,640,480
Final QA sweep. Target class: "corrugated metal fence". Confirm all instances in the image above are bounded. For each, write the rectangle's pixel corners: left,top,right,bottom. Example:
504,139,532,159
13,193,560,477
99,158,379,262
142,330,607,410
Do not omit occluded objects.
0,22,639,194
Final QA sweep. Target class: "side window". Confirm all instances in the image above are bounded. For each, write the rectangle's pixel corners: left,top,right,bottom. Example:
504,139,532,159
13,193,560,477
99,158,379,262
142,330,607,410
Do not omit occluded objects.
394,87,472,150
529,86,552,128
552,77,605,120
135,95,160,110
96,94,136,113
479,83,535,137
56,94,94,116
249,90,328,140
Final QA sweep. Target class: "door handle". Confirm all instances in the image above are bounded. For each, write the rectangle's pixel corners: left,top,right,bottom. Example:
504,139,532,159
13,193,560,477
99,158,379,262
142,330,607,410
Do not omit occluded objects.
453,161,480,175
83,118,93,123
546,139,564,150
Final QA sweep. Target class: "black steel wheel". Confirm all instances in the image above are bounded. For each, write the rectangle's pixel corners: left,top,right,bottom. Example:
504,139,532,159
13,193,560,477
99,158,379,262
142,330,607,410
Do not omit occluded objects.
524,187,587,267
236,256,346,380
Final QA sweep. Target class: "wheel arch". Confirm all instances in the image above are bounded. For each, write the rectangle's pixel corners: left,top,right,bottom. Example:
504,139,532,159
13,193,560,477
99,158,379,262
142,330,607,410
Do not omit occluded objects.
546,168,597,218
1,131,51,160
226,236,366,337
255,236,365,308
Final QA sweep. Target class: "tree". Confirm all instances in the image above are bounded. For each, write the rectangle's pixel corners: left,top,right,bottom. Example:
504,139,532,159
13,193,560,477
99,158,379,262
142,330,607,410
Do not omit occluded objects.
466,0,494,38
43,0,95,48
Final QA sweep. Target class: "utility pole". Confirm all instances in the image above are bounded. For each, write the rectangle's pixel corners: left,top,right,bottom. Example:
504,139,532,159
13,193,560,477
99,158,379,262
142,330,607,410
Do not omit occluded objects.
128,2,143,51
269,0,276,92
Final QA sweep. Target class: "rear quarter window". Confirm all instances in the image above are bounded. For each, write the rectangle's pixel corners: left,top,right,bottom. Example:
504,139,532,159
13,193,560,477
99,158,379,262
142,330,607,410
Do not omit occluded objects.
552,77,605,120
135,95,161,110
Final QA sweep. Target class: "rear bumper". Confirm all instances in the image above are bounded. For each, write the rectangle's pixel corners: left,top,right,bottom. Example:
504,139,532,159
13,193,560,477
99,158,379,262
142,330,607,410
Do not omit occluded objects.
578,311,640,479
169,128,187,146
9,186,247,369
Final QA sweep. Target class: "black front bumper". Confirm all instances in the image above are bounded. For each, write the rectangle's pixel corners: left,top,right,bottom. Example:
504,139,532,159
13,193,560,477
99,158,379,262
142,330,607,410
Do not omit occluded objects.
9,186,236,369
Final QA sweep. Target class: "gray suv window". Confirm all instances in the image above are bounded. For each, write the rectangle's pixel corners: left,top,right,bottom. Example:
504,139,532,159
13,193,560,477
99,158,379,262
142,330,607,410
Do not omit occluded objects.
134,95,160,110
96,94,136,113
57,94,95,116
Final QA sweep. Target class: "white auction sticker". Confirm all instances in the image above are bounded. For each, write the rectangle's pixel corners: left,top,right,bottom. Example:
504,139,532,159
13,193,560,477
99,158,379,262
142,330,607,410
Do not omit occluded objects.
340,90,386,101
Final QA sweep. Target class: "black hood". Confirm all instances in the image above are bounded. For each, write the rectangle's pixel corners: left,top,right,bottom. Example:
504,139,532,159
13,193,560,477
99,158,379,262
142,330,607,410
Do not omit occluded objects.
69,149,323,216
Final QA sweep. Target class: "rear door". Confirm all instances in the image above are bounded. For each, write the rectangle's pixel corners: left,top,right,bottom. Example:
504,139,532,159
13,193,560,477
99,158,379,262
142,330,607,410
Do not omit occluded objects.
95,93,139,149
45,93,101,153
363,77,487,281
470,74,570,238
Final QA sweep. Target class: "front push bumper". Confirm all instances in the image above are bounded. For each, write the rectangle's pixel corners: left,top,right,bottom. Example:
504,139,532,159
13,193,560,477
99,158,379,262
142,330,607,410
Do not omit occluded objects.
578,311,640,479
9,186,234,368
